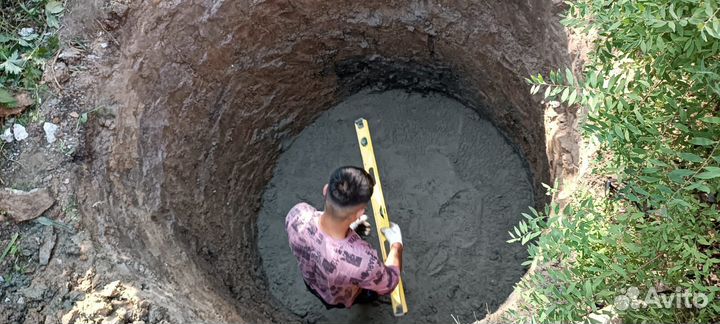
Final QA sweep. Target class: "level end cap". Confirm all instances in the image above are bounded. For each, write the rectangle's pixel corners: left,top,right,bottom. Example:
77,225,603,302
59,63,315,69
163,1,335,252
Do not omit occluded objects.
354,118,365,128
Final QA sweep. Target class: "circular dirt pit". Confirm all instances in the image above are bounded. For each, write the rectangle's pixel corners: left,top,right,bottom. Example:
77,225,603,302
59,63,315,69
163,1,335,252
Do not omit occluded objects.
258,90,533,323
76,1,571,323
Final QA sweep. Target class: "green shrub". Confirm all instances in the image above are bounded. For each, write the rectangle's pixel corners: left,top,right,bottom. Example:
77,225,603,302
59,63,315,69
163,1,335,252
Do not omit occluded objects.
510,0,720,322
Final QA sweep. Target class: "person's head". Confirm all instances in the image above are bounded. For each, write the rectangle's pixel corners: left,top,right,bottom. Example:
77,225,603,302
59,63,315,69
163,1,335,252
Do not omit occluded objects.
323,166,375,223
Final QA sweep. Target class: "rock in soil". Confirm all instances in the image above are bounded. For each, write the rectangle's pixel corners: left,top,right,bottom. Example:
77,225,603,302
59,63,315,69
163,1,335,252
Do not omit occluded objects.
61,309,79,324
98,280,121,298
43,122,60,144
39,226,57,265
20,281,48,301
12,123,28,141
1,127,13,143
0,188,55,222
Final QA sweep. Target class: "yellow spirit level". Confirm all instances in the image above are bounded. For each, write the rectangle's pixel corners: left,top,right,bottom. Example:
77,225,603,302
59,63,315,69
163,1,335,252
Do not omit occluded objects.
354,118,408,317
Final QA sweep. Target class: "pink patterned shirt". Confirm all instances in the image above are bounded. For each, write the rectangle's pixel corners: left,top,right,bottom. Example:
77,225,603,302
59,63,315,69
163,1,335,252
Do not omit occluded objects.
285,203,400,308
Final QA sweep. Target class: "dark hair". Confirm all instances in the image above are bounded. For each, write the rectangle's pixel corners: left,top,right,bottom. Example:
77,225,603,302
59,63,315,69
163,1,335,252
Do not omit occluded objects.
327,166,375,207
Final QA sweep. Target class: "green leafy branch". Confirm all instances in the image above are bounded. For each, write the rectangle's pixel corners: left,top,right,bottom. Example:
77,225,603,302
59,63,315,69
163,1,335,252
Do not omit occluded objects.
509,0,720,323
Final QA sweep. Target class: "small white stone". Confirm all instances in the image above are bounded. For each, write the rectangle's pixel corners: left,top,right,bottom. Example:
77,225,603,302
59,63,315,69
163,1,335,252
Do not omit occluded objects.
1,128,13,143
18,27,35,38
43,122,59,143
12,124,28,141
63,178,70,184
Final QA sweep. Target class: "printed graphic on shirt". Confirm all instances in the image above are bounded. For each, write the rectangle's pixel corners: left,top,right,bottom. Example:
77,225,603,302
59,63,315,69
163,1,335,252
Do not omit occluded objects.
341,251,363,268
285,203,400,307
322,258,335,273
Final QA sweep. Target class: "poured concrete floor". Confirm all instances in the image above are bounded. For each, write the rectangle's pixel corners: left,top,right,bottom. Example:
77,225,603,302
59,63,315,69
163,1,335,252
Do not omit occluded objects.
257,90,534,323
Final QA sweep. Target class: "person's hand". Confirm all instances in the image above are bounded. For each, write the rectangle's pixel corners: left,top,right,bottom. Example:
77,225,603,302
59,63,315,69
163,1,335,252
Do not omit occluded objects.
349,214,371,236
381,222,402,246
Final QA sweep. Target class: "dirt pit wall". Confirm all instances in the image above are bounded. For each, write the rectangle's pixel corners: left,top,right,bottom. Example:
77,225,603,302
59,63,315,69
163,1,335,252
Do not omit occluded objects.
76,1,574,322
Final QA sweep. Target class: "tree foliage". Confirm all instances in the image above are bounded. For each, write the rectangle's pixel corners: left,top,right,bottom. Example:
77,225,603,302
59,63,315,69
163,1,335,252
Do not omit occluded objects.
510,0,720,322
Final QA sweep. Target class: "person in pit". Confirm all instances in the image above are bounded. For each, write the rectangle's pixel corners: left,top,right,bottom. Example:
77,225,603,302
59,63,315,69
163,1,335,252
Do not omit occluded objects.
285,166,404,309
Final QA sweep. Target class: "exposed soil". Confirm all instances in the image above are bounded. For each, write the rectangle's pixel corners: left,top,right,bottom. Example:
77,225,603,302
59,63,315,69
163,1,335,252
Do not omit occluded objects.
258,90,533,323
0,0,588,323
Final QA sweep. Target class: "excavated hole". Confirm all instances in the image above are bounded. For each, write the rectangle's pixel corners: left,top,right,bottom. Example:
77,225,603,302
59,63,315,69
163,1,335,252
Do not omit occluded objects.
258,89,534,323
79,2,569,323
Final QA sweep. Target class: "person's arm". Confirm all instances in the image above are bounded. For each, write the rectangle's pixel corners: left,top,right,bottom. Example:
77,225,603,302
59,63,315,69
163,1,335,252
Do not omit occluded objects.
356,223,404,295
382,223,403,272
385,242,403,272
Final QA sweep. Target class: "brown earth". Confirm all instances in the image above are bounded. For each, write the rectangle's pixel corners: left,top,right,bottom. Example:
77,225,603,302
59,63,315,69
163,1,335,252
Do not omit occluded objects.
0,0,586,323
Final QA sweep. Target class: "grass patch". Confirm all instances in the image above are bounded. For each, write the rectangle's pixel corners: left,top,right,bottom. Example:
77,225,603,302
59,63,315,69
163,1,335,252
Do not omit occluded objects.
0,0,64,111
0,232,22,283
